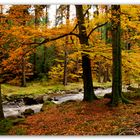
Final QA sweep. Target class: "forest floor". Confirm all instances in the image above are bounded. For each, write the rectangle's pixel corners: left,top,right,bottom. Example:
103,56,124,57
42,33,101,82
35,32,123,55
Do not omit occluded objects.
8,98,140,135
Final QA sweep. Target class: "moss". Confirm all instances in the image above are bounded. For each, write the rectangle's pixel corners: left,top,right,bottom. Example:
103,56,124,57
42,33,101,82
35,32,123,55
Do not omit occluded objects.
1,81,111,96
0,119,13,135
0,118,25,135
123,92,140,100
41,101,56,111
14,128,27,135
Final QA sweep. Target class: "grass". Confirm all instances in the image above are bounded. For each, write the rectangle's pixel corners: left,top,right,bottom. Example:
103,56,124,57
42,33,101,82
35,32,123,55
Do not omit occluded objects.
0,118,25,135
0,119,13,135
93,81,112,88
1,81,112,96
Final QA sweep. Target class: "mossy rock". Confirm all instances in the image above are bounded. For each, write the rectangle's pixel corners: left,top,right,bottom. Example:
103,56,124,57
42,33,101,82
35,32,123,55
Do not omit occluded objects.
12,118,25,125
61,100,78,105
104,93,112,99
123,92,140,99
0,118,13,135
22,108,34,116
41,101,55,112
43,101,55,106
127,86,139,91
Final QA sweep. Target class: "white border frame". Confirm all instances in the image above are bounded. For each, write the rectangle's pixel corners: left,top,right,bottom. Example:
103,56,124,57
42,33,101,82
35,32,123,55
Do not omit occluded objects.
0,0,140,4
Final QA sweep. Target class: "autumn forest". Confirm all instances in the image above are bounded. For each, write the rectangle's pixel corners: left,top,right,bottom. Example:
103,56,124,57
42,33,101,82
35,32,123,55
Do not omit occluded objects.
0,4,140,135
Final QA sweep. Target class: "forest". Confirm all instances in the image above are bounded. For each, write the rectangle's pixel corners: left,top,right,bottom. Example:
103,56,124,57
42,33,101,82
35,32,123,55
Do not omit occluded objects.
0,4,140,135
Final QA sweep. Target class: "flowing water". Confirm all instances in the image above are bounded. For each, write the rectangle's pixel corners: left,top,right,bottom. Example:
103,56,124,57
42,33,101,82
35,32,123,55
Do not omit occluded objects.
2,87,128,117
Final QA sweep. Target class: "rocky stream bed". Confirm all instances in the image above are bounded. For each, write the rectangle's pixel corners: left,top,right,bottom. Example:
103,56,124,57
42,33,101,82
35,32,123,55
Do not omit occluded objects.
2,86,130,118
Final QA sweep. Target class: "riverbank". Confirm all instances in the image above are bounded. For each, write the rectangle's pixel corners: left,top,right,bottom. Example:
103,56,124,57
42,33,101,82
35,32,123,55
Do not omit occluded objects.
8,98,140,135
1,81,112,118
2,86,112,118
1,81,112,96
1,81,137,118
1,84,140,135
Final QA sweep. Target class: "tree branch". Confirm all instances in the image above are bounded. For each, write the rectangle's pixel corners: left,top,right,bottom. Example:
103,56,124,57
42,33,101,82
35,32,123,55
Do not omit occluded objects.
22,31,80,57
23,31,79,46
83,5,92,17
87,22,108,38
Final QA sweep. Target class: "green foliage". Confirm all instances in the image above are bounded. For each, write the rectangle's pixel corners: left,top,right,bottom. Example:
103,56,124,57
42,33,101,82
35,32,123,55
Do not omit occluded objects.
14,127,27,135
0,119,14,135
48,64,63,82
1,81,112,97
123,91,140,100
30,45,56,78
0,117,25,135
43,101,55,106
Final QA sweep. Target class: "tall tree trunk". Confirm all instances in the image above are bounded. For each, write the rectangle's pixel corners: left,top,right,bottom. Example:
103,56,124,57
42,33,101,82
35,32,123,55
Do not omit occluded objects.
76,5,97,101
43,5,48,74
43,46,47,74
109,5,131,106
21,56,26,87
0,5,4,119
103,6,111,83
103,64,111,83
63,5,70,86
111,5,122,105
104,5,108,44
33,50,37,77
0,84,4,119
63,48,68,86
33,6,38,77
75,56,79,82
97,62,102,83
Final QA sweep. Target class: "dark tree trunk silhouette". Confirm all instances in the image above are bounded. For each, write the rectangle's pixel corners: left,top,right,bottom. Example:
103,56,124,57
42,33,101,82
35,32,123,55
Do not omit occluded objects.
43,5,49,74
33,6,38,77
0,6,5,119
0,84,4,119
63,5,70,86
109,5,132,106
76,5,97,101
21,56,26,87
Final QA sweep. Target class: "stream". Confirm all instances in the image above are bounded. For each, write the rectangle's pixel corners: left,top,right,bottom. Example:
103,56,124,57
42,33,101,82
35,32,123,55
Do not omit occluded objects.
2,87,128,118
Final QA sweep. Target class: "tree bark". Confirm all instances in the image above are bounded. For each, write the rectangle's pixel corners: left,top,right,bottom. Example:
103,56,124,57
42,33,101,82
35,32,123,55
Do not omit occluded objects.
63,48,68,86
0,6,4,119
33,6,38,77
75,56,79,82
76,5,97,101
97,62,102,83
109,5,132,106
0,84,4,119
21,56,26,87
63,5,70,86
42,5,49,75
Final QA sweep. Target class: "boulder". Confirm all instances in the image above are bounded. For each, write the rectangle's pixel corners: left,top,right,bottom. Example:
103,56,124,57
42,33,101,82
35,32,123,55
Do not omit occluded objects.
104,93,112,99
53,97,59,101
41,101,55,112
43,95,50,102
127,86,139,92
22,108,34,116
79,89,83,92
6,115,18,119
45,97,53,101
23,97,38,105
34,95,44,104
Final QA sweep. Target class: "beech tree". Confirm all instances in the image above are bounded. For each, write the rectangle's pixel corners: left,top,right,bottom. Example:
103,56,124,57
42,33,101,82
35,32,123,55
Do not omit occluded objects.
76,5,98,101
109,5,132,106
